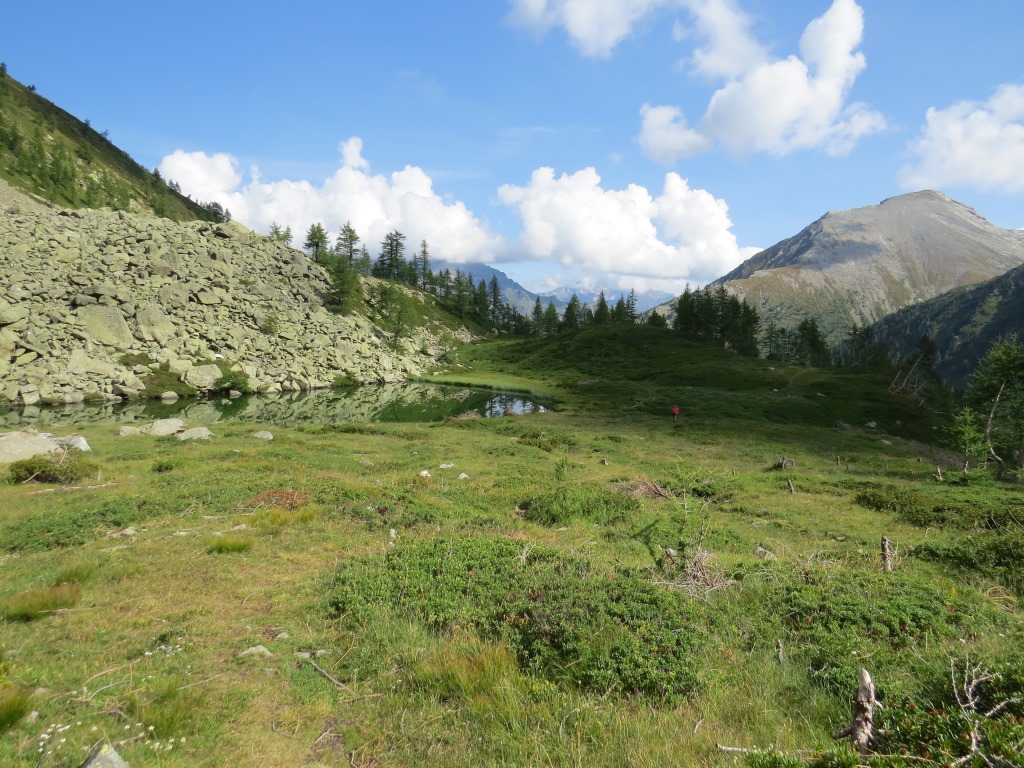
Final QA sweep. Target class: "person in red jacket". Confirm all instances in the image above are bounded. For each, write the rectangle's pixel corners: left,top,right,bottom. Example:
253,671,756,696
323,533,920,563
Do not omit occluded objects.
671,405,680,422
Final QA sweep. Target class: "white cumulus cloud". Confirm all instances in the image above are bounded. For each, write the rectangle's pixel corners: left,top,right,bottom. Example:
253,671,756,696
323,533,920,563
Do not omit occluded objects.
899,83,1024,193
637,0,885,162
497,166,752,290
507,0,677,58
685,0,767,80
160,150,241,202
162,140,755,292
637,104,710,163
159,140,503,263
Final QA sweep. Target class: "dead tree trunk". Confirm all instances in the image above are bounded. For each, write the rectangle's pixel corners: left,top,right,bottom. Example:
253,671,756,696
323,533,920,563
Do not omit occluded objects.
881,537,894,573
985,382,1006,465
787,479,795,494
834,668,880,756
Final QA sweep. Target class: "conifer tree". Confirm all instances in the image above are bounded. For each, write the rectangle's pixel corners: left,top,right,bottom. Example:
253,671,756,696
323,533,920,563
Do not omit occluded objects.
593,292,611,325
303,222,328,261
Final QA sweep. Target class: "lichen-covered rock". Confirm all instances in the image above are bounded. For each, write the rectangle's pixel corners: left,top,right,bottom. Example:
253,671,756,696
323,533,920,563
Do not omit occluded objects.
177,427,213,441
0,430,60,463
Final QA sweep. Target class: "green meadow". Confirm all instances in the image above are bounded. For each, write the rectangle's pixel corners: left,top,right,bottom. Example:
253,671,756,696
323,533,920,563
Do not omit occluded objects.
2,325,1022,767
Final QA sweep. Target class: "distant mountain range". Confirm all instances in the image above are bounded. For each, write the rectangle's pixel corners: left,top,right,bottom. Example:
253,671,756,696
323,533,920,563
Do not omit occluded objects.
435,261,674,316
652,191,1024,345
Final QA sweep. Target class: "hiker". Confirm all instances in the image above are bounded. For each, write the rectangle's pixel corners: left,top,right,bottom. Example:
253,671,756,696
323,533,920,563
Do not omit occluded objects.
672,405,680,422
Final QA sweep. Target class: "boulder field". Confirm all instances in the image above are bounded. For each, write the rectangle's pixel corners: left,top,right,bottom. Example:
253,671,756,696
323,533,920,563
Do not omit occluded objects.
0,180,452,405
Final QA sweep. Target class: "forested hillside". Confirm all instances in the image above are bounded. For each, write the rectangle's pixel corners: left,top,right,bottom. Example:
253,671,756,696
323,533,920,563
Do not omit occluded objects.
0,64,222,221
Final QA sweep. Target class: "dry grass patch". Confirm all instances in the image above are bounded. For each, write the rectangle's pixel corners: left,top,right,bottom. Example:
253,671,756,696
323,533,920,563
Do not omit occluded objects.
205,533,253,554
237,489,311,511
0,684,32,732
1,582,82,621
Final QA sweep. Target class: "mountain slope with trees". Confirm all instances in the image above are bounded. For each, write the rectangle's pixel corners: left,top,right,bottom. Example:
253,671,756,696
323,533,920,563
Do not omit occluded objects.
870,259,1024,386
0,63,223,221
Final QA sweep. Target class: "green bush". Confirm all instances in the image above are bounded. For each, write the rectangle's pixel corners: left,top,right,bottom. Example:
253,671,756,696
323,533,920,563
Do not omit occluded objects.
914,531,1024,594
258,313,281,335
325,537,704,701
874,652,1024,766
212,367,251,395
754,567,1014,694
2,498,152,552
522,483,641,526
8,450,99,484
855,484,1021,529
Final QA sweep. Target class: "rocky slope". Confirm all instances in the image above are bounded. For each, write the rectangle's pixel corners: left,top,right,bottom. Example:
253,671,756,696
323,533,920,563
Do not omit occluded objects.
654,191,1024,343
0,180,449,406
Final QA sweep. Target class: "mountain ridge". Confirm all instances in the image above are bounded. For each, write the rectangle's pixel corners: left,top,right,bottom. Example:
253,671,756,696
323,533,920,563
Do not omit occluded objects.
700,190,1024,343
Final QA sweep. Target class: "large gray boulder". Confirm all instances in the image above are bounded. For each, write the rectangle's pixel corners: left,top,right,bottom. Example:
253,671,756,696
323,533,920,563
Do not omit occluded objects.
183,364,222,390
0,430,60,464
142,418,186,436
76,305,135,349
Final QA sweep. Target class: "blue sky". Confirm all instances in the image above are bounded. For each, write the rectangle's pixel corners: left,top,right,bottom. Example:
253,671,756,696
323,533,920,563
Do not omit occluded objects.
4,1,1023,293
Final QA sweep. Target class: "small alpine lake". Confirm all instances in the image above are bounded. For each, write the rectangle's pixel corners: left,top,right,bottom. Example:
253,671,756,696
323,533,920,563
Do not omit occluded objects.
0,383,550,430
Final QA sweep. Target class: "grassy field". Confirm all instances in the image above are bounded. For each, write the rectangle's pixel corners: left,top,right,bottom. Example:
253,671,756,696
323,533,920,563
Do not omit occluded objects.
1,326,1022,767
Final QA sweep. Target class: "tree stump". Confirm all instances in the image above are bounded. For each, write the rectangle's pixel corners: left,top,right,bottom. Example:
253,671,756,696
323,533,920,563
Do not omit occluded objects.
834,668,880,756
881,536,894,573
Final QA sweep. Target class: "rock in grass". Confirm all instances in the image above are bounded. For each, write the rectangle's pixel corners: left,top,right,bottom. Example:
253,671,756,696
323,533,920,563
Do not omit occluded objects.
238,645,273,658
0,431,61,464
177,427,213,441
141,418,186,436
252,431,273,441
53,434,91,452
419,470,431,478
80,742,132,767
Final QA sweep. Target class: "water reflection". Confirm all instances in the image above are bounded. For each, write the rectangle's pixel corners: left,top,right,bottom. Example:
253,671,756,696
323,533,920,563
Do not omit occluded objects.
0,384,548,429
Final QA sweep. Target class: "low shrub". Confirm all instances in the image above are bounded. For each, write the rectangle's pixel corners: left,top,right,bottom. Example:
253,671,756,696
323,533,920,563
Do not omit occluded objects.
522,483,641,526
8,450,99,484
258,313,281,335
873,652,1024,766
1,582,81,621
914,531,1024,595
855,484,1021,529
1,498,152,552
325,537,704,702
758,567,1014,694
212,367,251,395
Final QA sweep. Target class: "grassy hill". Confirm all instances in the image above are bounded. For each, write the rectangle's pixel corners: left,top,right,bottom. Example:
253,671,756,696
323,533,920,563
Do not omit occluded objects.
2,326,1022,766
0,65,220,221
